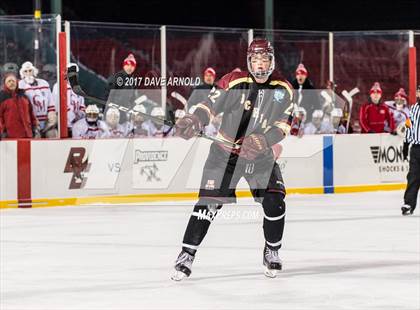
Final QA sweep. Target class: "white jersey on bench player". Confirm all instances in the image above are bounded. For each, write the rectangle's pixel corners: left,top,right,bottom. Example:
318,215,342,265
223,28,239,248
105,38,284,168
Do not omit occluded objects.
18,61,56,131
52,81,86,130
105,107,127,138
72,104,110,139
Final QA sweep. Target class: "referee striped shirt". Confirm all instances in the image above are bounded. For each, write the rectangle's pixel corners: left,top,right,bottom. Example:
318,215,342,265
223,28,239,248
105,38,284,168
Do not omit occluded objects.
405,102,420,145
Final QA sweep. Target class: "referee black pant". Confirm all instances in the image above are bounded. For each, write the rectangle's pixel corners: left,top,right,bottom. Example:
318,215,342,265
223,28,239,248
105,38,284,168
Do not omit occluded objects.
404,144,420,210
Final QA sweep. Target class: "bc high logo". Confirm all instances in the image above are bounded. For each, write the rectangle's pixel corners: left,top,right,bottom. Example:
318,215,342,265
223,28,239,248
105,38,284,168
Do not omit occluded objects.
64,147,90,189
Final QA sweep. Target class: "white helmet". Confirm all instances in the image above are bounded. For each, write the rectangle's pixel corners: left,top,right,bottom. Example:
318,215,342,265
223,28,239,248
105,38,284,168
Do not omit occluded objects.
151,107,165,118
312,109,324,119
105,107,120,127
331,108,343,118
85,104,99,123
175,109,186,119
20,61,38,84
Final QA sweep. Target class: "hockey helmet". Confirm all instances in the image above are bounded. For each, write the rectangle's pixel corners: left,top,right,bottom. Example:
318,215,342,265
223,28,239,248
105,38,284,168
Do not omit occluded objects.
247,38,275,79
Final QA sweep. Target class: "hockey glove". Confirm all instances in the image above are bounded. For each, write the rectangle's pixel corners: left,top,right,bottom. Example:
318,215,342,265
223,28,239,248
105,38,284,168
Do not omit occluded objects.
402,142,409,160
175,114,202,140
239,133,269,161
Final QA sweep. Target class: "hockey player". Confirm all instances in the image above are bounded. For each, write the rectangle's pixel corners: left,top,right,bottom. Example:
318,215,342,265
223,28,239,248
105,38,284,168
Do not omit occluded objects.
304,109,324,135
144,106,172,137
290,107,306,137
321,108,346,134
52,81,86,137
18,62,56,134
72,104,110,139
331,108,346,134
125,104,149,137
105,107,126,137
386,88,410,135
171,38,294,280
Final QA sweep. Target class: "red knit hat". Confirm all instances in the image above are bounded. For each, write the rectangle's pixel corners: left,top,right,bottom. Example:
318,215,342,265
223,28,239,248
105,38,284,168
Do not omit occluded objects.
295,63,308,76
394,88,408,100
123,53,137,68
204,67,216,78
370,82,382,94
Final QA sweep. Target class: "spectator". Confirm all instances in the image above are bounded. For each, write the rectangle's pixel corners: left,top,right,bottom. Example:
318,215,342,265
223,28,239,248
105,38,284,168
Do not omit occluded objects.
359,82,395,134
290,107,306,137
386,88,410,134
106,53,138,108
52,80,86,137
105,107,126,138
291,64,320,115
187,67,216,109
0,72,39,138
18,61,56,137
72,104,109,139
304,109,324,135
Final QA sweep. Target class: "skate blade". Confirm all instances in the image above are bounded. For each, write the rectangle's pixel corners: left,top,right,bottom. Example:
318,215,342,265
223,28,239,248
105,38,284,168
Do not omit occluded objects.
264,267,278,278
171,270,188,281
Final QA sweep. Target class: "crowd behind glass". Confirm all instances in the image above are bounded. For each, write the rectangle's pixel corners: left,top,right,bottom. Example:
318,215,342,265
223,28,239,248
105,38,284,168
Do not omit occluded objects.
0,53,411,140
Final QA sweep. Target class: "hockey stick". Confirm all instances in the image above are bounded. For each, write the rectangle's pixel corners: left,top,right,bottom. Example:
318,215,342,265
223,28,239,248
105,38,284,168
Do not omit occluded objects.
67,64,239,149
170,91,188,108
341,87,360,133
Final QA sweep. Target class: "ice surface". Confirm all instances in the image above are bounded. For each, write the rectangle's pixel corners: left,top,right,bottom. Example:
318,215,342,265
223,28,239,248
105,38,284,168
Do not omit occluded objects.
1,191,419,310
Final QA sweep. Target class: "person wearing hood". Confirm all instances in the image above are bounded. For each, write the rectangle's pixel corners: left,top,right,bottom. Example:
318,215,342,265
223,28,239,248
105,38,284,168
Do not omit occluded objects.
0,72,39,138
290,63,320,115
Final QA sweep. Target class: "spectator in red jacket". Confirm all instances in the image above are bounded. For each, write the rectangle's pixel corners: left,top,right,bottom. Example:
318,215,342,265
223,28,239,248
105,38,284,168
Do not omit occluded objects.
0,72,39,138
359,82,395,134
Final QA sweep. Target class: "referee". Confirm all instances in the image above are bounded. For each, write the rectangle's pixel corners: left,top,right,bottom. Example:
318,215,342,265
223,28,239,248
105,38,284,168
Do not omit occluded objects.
401,85,420,215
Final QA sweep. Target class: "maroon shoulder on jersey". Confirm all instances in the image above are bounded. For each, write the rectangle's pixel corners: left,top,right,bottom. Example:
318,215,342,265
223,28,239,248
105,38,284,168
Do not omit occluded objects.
216,71,250,90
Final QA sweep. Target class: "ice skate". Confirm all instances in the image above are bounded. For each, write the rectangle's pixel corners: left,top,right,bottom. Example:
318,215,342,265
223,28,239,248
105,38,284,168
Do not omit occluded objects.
171,250,195,281
263,244,282,278
401,204,415,215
